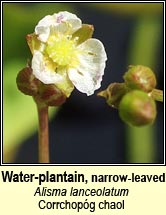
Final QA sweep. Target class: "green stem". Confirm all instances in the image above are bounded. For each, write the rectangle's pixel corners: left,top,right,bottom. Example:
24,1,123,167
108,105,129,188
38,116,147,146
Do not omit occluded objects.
150,88,163,102
36,103,50,163
127,15,162,163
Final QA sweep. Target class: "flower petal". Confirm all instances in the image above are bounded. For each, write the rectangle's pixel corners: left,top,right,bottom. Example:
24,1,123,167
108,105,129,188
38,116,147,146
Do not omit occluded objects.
57,11,82,34
68,68,95,96
35,15,57,42
35,11,82,42
32,51,63,84
32,51,74,97
69,38,107,95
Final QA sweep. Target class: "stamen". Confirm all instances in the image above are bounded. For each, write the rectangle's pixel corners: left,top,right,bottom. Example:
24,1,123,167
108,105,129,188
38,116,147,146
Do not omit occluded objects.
46,34,78,67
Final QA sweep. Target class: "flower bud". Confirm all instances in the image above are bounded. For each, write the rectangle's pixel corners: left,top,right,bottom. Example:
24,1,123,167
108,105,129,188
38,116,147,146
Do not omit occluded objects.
17,65,66,107
98,83,128,108
119,90,157,126
38,84,66,106
16,66,40,96
123,65,157,92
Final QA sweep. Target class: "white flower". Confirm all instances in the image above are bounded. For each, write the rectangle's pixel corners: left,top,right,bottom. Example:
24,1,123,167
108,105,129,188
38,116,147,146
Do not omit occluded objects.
28,11,107,97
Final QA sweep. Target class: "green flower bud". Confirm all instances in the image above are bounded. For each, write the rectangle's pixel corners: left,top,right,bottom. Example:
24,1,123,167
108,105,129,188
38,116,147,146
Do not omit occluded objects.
119,90,157,126
16,65,40,96
98,83,128,108
123,65,157,92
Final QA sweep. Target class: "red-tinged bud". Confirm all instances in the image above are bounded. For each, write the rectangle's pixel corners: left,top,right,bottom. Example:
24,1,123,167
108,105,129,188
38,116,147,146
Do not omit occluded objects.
123,65,157,92
38,84,66,106
16,66,40,96
17,65,66,107
119,90,157,126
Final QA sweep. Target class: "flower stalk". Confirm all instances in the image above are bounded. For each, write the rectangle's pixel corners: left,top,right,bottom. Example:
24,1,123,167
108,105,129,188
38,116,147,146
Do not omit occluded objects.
36,102,49,163
150,88,163,102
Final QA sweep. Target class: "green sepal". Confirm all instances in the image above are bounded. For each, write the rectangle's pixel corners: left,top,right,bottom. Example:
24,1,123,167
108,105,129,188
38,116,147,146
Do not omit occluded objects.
72,24,94,45
26,33,44,54
98,83,128,108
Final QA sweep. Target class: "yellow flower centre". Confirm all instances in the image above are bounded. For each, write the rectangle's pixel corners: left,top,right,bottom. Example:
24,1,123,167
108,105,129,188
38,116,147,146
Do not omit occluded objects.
46,35,77,67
